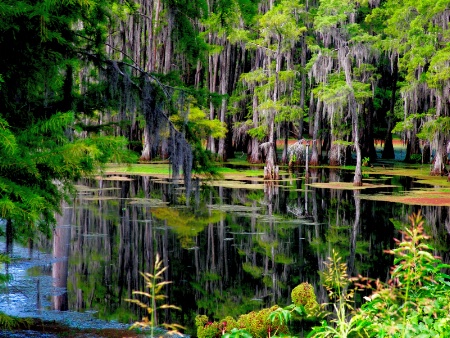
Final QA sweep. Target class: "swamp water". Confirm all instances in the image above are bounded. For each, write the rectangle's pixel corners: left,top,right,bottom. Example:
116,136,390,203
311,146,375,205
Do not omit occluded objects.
1,167,450,336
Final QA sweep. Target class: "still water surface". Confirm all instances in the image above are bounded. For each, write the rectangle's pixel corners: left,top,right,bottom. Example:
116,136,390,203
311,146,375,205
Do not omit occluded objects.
1,168,449,335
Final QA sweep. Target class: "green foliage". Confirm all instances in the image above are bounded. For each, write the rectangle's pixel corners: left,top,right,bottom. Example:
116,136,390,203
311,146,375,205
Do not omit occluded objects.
195,281,321,338
242,262,264,278
308,212,450,337
418,116,450,140
392,113,427,133
222,328,253,338
362,157,370,166
0,253,11,283
291,282,319,315
171,101,227,140
0,312,31,331
196,315,239,338
309,250,371,338
320,250,351,301
196,306,290,338
0,112,134,239
150,207,224,248
409,153,422,164
0,0,137,241
238,306,289,337
359,211,450,337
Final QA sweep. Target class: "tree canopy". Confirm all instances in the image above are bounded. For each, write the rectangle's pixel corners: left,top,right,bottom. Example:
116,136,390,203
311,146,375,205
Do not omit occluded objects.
1,0,449,236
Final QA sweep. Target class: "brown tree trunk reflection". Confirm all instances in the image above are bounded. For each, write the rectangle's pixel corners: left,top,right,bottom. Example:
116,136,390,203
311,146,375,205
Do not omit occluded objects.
348,191,360,276
52,202,73,311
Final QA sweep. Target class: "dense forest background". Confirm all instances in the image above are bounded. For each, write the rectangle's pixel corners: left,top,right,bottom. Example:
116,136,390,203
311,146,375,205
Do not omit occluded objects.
99,0,449,181
0,0,449,232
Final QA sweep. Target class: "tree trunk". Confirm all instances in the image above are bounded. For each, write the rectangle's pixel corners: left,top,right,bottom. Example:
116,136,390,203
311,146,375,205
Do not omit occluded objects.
298,36,307,141
264,116,278,180
382,118,395,159
249,94,262,163
281,120,289,163
431,135,446,175
404,123,421,163
140,127,151,161
362,98,377,162
341,48,362,186
328,135,343,166
264,40,282,180
217,41,231,161
310,100,321,166
353,104,363,186
6,218,13,254
422,141,431,164
382,53,398,159
207,51,219,153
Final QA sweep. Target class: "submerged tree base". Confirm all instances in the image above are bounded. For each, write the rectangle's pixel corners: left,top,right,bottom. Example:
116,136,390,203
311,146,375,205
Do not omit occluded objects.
263,165,280,180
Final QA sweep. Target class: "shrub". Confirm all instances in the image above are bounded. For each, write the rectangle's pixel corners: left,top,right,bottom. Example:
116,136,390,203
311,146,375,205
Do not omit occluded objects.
196,315,239,338
237,305,289,337
358,211,450,337
291,282,319,315
195,306,290,338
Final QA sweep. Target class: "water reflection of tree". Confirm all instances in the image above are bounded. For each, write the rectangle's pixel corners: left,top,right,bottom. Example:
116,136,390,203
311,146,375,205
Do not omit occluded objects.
41,174,450,335
52,202,73,311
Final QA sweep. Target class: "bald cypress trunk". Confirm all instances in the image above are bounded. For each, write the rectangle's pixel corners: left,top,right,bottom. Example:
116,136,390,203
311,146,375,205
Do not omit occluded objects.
217,40,231,161
264,40,282,180
340,47,362,186
430,138,446,176
207,51,219,154
362,98,377,162
249,94,262,163
298,36,307,140
382,53,398,159
310,100,321,166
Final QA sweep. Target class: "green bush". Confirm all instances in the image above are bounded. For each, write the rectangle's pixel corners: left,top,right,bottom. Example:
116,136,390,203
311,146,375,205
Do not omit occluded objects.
237,305,289,337
196,315,239,338
358,211,450,337
291,282,319,315
195,306,290,338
